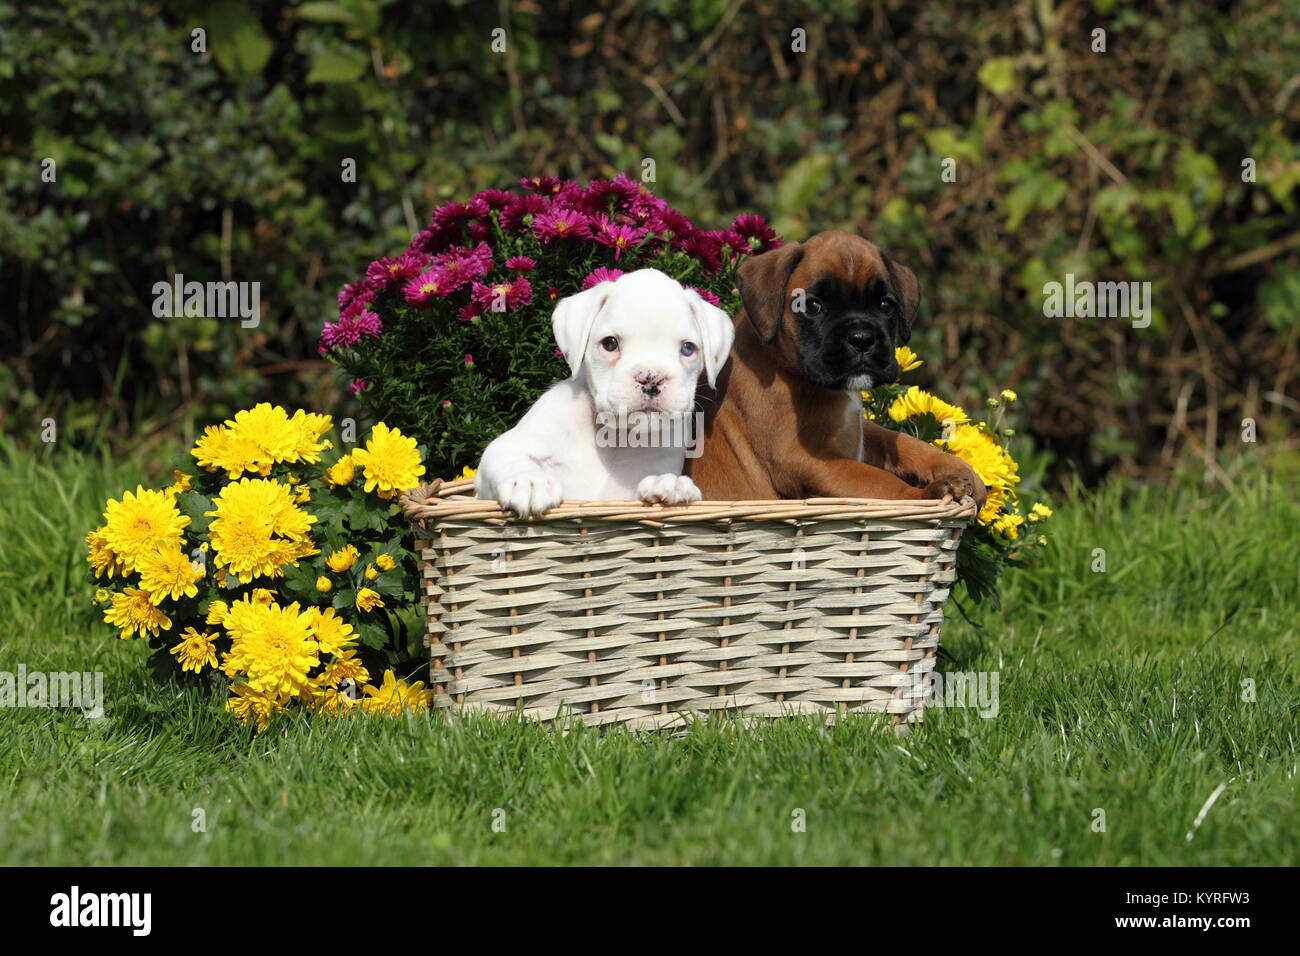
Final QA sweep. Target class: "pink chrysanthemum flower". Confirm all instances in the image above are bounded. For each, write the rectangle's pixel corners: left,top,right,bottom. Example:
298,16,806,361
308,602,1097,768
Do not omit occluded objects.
432,242,492,289
457,302,483,323
731,213,781,253
533,207,592,244
471,277,532,313
687,286,722,308
593,214,645,260
403,269,450,309
504,256,536,272
419,199,490,251
581,175,641,213
655,207,694,239
348,378,369,395
546,286,561,301
475,188,514,209
582,267,624,290
677,230,723,273
355,309,382,338
365,252,425,290
499,193,548,233
337,279,368,310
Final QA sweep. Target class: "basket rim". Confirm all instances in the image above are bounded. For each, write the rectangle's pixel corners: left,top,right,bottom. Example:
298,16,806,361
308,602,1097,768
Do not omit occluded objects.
400,477,977,527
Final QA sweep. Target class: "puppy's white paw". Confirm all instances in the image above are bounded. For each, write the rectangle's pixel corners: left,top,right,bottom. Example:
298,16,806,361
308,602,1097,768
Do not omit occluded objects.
498,473,563,517
636,473,702,506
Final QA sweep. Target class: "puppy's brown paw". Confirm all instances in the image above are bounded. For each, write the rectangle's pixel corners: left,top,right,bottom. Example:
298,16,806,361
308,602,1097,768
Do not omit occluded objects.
921,471,975,503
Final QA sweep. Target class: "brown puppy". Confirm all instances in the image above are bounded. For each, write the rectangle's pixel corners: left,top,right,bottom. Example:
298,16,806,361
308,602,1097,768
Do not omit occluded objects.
687,230,986,505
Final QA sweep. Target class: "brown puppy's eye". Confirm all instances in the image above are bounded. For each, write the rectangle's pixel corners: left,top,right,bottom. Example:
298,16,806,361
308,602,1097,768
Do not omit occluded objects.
880,295,897,313
600,336,619,352
804,296,824,316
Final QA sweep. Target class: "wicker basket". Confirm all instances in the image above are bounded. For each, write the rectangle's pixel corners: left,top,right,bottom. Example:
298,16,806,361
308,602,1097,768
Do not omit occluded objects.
401,478,974,730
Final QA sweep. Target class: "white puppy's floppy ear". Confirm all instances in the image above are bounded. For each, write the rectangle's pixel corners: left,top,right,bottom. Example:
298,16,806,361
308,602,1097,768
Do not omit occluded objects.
683,289,735,388
552,281,615,377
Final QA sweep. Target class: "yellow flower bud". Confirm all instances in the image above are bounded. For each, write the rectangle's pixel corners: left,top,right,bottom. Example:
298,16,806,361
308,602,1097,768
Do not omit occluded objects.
316,576,332,594
1000,389,1018,405
986,397,1000,409
364,564,378,581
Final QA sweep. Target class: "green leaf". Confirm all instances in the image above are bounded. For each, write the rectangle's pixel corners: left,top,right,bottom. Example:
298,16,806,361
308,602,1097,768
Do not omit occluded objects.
307,45,369,84
208,2,273,78
178,492,214,536
977,57,1017,96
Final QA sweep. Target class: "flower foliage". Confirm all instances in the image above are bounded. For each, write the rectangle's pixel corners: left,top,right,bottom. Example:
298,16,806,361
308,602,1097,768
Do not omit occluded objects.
87,404,433,731
321,175,781,479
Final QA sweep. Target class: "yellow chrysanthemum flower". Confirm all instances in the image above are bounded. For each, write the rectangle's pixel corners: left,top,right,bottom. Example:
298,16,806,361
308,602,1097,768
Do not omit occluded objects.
887,387,970,428
305,606,356,656
894,346,923,373
192,424,266,479
321,648,369,689
136,547,203,604
170,627,219,673
455,465,477,481
313,685,362,717
288,410,333,464
103,588,172,639
100,486,190,572
990,509,1024,539
364,564,377,581
206,478,316,584
351,423,425,500
355,588,385,612
205,599,229,626
226,683,282,732
375,553,395,572
192,405,334,478
1030,502,1052,520
940,424,1018,490
165,469,194,496
323,454,356,488
85,527,126,579
361,669,433,716
261,538,320,578
326,545,359,573
222,597,320,699
225,403,303,465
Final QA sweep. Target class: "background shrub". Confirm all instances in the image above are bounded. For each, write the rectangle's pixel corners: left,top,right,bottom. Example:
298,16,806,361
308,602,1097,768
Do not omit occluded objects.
3,0,1297,488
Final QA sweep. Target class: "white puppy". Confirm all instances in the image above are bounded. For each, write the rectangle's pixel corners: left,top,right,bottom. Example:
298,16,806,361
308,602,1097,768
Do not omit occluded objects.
475,269,733,517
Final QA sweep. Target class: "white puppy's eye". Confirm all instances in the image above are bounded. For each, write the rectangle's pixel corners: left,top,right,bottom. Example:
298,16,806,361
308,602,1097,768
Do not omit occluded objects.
599,336,619,352
680,342,697,357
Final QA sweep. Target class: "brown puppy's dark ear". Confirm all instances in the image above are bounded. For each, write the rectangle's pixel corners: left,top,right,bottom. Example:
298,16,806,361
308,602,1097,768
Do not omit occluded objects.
884,256,920,343
735,241,804,344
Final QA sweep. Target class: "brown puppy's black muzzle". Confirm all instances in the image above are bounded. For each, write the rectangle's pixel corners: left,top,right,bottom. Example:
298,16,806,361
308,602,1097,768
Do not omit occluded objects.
842,315,897,383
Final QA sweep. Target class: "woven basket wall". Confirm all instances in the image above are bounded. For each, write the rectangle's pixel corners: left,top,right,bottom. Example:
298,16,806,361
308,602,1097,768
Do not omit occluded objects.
401,478,973,731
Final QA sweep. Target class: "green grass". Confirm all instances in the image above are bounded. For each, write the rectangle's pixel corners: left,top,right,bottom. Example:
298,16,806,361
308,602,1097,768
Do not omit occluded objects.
1,439,1296,865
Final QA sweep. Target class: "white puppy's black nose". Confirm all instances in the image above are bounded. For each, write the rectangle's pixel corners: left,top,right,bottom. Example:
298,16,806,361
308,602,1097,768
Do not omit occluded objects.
636,370,667,397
